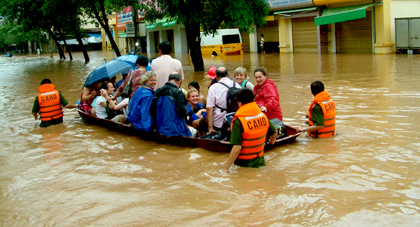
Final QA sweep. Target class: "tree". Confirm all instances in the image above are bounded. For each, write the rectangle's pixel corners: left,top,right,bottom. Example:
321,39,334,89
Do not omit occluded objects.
82,0,138,57
44,0,90,63
0,20,47,53
0,0,89,61
140,0,270,71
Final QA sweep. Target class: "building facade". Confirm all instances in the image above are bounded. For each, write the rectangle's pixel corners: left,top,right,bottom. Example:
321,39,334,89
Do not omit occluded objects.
106,0,420,55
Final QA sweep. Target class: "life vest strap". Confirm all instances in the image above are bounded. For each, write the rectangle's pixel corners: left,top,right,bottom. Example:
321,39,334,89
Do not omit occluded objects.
317,130,335,135
242,142,266,149
238,149,263,157
40,112,63,121
40,106,61,113
40,103,61,108
243,134,266,141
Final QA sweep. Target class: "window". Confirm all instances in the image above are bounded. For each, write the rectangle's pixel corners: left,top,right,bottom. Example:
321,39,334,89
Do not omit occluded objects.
222,35,240,44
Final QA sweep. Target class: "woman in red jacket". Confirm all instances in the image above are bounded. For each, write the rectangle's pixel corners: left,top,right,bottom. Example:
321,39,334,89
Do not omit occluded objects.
253,67,283,121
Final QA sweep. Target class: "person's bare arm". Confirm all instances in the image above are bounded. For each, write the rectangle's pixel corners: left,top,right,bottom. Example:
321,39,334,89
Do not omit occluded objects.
297,125,324,133
206,106,217,134
111,90,121,100
223,145,242,173
64,103,79,109
99,90,116,109
81,87,96,101
269,130,278,144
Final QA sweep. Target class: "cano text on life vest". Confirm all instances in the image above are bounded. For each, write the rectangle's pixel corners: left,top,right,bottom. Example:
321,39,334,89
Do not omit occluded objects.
41,93,58,102
247,117,267,130
325,101,335,111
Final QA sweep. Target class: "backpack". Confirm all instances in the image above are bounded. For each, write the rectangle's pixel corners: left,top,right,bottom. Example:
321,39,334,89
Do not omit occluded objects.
216,81,241,113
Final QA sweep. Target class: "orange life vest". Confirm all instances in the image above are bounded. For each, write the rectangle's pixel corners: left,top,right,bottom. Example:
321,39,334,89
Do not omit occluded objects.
308,90,336,138
38,84,63,122
232,102,270,160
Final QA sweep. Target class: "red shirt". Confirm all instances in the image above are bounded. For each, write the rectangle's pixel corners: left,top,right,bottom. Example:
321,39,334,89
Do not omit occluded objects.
117,69,147,99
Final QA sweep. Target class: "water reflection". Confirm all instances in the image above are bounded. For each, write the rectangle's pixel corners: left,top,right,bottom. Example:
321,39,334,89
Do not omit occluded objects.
0,51,419,226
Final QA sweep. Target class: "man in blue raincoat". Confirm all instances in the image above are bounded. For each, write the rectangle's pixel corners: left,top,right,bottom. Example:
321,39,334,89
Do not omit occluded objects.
152,73,191,137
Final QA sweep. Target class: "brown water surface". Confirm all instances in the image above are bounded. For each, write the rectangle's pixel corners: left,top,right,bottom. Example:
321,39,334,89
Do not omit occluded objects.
1,51,420,226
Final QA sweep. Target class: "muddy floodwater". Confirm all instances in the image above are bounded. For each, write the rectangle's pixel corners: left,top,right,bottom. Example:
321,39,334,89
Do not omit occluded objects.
1,51,420,226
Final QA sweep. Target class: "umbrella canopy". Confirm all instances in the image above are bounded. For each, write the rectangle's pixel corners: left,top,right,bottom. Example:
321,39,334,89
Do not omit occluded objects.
84,60,134,87
114,54,152,73
113,54,139,67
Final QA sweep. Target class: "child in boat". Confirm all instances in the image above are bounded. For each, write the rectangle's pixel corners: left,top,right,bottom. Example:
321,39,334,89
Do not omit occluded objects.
188,81,206,107
186,88,208,137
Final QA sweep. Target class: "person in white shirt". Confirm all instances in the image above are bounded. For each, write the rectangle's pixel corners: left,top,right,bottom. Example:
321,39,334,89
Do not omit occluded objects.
206,67,240,134
260,34,265,54
151,41,184,90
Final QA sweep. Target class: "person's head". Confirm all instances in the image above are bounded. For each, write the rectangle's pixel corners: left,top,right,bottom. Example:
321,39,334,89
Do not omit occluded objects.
187,88,199,105
234,67,248,84
310,81,324,96
159,41,172,55
260,34,264,38
168,73,182,87
141,71,157,89
236,88,255,106
136,55,149,67
254,67,268,86
40,79,52,85
110,76,116,84
100,81,115,95
216,66,228,81
188,81,200,92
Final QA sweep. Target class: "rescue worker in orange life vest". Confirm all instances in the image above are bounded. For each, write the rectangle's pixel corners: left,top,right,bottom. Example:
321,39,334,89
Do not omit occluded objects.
297,81,336,138
223,88,277,173
32,79,79,127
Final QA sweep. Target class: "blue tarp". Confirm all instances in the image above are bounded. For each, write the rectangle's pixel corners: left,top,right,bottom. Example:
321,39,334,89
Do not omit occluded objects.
88,33,101,38
156,96,192,137
127,86,154,132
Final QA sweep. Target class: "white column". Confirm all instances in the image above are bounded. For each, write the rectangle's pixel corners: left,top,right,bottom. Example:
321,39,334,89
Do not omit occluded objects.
249,24,258,53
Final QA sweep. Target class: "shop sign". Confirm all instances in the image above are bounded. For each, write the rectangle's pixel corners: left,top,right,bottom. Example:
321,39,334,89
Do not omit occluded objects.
117,7,133,30
126,23,135,37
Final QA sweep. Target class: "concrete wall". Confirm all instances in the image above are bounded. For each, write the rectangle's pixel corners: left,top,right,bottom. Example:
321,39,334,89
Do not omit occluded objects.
146,24,188,54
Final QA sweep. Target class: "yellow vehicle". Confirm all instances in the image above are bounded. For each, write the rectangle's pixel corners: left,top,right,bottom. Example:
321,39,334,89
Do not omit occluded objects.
200,29,243,56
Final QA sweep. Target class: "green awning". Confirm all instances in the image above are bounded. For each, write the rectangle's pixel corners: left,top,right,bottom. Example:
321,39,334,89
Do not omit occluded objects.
274,7,317,15
145,18,177,30
145,23,159,29
314,2,382,26
162,20,177,27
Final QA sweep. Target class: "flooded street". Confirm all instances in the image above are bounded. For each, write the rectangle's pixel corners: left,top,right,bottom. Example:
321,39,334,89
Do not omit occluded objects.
1,51,420,226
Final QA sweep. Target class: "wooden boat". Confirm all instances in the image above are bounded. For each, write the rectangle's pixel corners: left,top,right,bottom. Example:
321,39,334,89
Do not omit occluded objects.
78,110,301,153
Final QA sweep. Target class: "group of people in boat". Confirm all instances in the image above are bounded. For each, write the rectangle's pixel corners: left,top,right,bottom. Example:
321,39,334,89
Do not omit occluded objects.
32,41,336,173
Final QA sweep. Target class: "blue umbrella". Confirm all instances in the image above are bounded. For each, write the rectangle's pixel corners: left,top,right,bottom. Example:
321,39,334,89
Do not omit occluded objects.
114,54,152,72
113,54,139,67
84,60,134,87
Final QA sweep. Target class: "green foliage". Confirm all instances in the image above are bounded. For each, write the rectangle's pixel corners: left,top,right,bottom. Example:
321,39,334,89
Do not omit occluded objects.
0,19,47,49
0,0,85,45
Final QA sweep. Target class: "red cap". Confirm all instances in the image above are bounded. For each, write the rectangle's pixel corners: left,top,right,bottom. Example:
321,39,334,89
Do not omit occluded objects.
206,66,216,80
